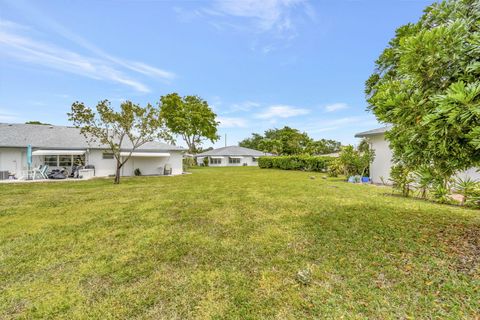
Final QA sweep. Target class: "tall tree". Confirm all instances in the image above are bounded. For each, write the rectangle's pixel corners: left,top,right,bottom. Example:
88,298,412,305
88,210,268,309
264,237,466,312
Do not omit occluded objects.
305,139,342,155
68,100,171,184
239,126,342,155
263,126,312,155
238,133,264,150
365,0,480,182
159,93,219,154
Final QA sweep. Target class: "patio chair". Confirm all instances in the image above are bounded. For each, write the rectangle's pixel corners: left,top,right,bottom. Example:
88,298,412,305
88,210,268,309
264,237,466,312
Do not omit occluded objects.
164,164,172,175
32,165,49,180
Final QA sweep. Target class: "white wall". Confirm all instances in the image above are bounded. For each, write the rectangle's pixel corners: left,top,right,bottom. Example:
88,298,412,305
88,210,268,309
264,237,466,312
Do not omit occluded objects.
0,148,24,175
368,133,480,184
368,134,394,184
88,150,117,177
0,148,183,178
120,151,183,176
196,156,259,167
90,149,184,177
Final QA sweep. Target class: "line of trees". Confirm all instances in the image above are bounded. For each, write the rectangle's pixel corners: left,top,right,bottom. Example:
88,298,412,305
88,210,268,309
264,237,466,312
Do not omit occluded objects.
239,126,342,156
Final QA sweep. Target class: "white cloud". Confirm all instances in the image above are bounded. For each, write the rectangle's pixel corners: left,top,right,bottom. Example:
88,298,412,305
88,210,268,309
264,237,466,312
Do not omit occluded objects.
0,20,175,93
255,104,309,119
217,116,247,128
230,101,261,112
212,0,305,33
324,103,348,112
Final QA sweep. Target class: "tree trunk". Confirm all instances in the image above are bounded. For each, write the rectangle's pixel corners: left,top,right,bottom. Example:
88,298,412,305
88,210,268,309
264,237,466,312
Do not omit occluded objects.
114,162,121,184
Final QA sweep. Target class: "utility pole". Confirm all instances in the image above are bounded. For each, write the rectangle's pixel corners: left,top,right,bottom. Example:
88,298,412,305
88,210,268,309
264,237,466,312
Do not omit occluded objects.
225,133,227,147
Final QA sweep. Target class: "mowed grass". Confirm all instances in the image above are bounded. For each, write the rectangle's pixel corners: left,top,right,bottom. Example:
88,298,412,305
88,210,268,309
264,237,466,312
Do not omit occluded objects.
0,167,479,319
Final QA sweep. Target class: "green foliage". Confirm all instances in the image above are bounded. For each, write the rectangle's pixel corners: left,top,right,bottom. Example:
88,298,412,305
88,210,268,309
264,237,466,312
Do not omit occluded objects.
159,93,219,154
337,145,375,177
202,157,209,167
454,176,479,205
25,121,51,125
390,164,415,197
327,158,343,177
258,156,333,172
182,157,196,171
239,126,341,155
366,0,480,179
134,168,141,176
432,182,451,204
68,100,171,184
304,139,342,155
413,166,435,199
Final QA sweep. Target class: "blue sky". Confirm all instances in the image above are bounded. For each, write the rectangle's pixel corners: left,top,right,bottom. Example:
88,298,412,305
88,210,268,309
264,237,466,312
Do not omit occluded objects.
0,0,431,147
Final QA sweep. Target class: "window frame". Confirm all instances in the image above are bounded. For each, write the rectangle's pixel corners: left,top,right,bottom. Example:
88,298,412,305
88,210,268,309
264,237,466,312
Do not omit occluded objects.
210,157,222,165
228,157,241,164
102,152,114,160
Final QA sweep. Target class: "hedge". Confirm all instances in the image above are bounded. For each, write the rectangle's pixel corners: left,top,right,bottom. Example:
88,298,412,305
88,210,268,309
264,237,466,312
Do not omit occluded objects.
258,156,334,172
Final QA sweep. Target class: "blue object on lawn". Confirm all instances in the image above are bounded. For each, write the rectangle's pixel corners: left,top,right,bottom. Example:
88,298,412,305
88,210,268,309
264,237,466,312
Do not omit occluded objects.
361,177,370,183
348,176,355,183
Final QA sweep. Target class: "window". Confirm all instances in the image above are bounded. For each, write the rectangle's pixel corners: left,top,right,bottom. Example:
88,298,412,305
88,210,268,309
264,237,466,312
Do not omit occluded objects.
102,152,114,159
59,155,72,167
229,157,241,164
44,155,58,167
44,155,86,167
252,157,258,162
210,158,221,165
73,155,85,166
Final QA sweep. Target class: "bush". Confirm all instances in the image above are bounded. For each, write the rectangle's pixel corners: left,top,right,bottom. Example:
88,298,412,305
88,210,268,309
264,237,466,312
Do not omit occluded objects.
390,164,414,197
183,157,196,171
134,168,141,176
258,156,333,172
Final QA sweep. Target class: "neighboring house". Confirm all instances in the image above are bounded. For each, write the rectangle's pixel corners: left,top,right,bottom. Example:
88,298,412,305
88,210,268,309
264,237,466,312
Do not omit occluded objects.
195,146,271,167
355,126,480,184
0,123,185,178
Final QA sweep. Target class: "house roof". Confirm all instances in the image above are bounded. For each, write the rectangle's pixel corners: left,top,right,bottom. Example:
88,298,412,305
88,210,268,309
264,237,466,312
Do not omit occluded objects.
196,146,271,157
354,126,392,138
0,123,185,151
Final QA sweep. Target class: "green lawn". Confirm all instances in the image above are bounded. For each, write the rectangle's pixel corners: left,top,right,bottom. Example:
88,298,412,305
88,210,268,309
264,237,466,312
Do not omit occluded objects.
1,167,479,319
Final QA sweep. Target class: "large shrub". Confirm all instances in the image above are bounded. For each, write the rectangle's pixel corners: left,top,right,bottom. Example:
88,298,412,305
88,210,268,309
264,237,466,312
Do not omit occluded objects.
258,156,333,172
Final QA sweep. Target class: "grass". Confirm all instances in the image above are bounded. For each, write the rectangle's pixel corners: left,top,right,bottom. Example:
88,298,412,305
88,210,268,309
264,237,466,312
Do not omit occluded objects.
1,167,479,319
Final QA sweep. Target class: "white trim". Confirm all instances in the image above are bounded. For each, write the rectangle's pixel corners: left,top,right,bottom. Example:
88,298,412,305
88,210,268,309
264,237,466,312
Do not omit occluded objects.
228,156,243,159
119,152,170,157
210,156,223,159
32,150,86,156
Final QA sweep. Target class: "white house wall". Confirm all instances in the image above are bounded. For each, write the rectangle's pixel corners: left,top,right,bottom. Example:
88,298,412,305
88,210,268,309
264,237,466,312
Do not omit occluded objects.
121,151,183,176
196,156,259,167
0,148,24,175
0,148,183,178
368,134,393,184
87,150,117,177
368,133,480,184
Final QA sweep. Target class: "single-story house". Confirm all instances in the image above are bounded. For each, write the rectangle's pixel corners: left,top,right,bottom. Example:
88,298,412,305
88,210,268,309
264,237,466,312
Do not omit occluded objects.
355,126,480,184
0,123,185,179
195,146,271,167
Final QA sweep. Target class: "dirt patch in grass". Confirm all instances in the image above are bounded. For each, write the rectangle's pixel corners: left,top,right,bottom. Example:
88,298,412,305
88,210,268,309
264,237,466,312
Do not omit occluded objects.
438,224,480,275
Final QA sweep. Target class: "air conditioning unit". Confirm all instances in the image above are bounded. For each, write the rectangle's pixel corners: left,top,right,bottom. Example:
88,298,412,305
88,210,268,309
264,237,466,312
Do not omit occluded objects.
0,171,9,180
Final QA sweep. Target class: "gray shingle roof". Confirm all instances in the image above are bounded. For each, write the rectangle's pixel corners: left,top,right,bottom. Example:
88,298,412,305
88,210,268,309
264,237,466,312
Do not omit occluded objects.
0,123,185,151
354,126,391,138
196,146,271,157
